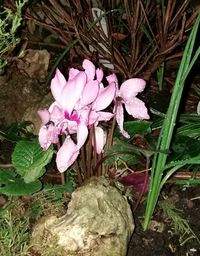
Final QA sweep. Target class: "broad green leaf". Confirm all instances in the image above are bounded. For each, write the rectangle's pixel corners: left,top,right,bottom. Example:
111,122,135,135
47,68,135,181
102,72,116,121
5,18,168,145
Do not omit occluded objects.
12,140,54,183
114,120,152,139
170,135,200,162
0,121,36,142
105,138,143,165
0,168,42,195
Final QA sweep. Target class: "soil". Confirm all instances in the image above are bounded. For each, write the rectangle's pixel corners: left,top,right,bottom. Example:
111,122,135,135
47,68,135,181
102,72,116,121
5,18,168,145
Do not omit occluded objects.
127,185,200,256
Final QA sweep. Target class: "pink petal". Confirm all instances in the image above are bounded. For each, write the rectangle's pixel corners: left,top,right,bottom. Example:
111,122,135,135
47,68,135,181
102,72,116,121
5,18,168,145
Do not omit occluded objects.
60,71,86,115
97,111,114,121
96,68,104,82
50,69,66,102
120,78,146,100
56,137,79,173
93,126,107,154
77,123,88,149
124,97,150,120
38,126,50,149
47,124,60,144
94,81,116,111
38,124,59,149
82,59,96,81
88,110,99,126
78,107,90,123
116,103,130,139
80,80,99,106
49,104,64,124
106,73,118,88
67,120,78,134
68,68,80,80
37,109,50,125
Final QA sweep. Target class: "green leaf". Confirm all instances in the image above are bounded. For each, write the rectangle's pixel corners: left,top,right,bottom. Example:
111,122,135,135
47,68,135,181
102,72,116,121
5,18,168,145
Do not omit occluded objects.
44,182,75,198
105,138,143,165
114,120,152,139
176,123,200,139
12,140,54,183
0,168,42,195
170,135,200,162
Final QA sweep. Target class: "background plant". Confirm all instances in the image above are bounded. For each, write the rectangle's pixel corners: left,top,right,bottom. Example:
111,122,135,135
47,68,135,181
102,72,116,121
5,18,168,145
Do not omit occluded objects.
143,12,200,230
0,0,28,71
3,0,197,81
0,200,31,256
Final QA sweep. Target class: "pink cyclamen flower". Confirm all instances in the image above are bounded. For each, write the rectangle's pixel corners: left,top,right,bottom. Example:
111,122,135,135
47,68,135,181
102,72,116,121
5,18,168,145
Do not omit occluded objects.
107,74,149,138
38,59,116,172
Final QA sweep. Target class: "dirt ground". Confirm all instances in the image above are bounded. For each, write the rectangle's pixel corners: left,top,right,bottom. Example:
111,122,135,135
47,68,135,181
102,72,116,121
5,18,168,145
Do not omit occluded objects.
127,185,200,256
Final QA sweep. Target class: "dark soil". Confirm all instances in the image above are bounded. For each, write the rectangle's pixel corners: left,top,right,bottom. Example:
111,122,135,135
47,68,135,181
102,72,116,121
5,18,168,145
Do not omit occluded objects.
127,185,200,256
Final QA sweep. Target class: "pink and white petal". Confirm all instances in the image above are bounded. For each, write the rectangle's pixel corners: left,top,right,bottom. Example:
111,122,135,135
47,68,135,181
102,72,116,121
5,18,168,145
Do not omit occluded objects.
97,111,114,121
60,71,86,115
49,101,60,112
78,107,90,122
47,124,60,144
37,109,50,125
96,68,104,82
67,120,78,134
82,59,96,81
116,103,130,139
38,126,51,150
124,97,150,120
106,73,118,88
68,68,80,80
93,126,107,154
94,81,116,111
88,110,99,126
56,137,80,173
81,80,99,106
50,105,64,124
77,123,88,149
50,69,67,102
120,78,146,100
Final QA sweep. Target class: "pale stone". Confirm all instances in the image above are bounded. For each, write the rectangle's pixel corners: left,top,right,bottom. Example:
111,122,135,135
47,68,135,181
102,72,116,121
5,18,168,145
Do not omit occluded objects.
31,177,134,256
22,92,53,134
0,49,51,127
16,49,50,82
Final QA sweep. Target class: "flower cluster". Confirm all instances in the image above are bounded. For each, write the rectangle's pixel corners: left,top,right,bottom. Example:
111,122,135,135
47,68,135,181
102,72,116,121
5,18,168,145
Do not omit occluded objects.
38,59,149,173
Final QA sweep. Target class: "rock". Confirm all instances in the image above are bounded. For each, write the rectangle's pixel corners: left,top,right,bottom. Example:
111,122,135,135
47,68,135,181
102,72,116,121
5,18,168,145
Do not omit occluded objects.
31,177,134,256
0,73,42,126
22,92,53,134
0,49,51,128
16,49,50,82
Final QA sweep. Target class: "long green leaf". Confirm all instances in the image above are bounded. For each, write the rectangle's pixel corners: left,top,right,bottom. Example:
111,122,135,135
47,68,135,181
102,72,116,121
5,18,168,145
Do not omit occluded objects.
143,13,200,230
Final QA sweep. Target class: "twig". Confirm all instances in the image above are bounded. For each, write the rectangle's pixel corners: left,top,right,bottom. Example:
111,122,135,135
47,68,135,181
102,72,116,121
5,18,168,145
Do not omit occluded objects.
0,164,14,168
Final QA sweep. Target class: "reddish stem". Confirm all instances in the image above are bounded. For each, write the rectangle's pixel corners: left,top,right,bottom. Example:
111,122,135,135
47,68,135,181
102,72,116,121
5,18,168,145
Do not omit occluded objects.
87,128,93,178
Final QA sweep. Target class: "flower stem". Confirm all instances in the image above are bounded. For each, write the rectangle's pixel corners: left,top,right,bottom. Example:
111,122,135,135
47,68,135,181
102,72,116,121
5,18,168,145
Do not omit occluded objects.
75,160,83,185
87,128,93,178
